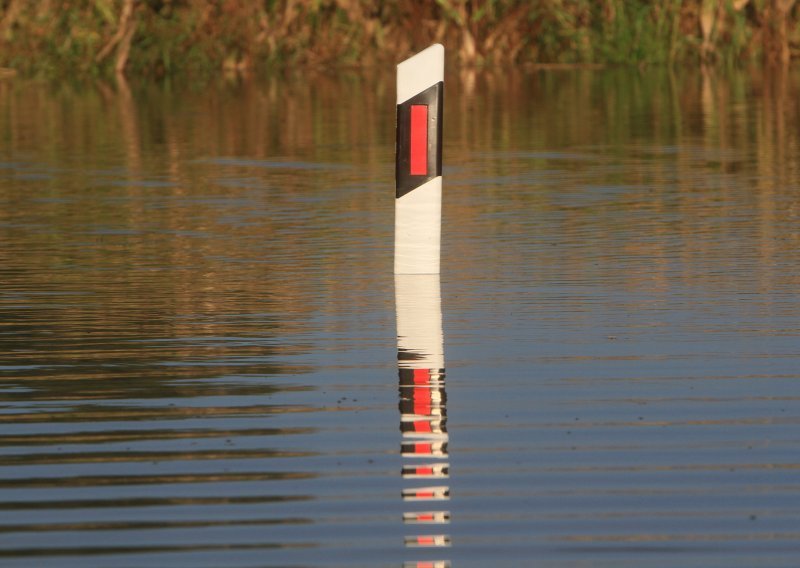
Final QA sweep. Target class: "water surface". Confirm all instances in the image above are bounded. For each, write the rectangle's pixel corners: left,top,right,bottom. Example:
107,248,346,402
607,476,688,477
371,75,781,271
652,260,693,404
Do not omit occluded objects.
1,68,800,567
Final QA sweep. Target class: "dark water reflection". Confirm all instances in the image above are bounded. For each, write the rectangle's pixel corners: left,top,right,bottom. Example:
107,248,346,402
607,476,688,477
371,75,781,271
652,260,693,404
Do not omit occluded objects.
2,67,800,566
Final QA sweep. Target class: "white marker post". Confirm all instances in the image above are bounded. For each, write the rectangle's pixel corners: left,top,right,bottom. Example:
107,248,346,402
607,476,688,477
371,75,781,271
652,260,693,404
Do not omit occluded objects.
395,44,444,275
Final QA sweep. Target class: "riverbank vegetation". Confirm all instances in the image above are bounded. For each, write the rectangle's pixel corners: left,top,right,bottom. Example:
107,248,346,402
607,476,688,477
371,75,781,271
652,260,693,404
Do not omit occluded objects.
0,0,799,78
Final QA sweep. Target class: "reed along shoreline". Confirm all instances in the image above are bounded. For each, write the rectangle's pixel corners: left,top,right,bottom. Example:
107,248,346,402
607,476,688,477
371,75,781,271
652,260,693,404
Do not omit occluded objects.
0,1,798,78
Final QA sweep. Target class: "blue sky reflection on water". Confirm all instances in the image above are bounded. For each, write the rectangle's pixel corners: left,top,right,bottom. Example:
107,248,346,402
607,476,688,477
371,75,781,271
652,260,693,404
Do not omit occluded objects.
1,68,800,567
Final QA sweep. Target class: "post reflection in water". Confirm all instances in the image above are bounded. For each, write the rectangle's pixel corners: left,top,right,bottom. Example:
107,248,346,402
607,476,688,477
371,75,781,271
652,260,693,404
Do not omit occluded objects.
396,275,451,567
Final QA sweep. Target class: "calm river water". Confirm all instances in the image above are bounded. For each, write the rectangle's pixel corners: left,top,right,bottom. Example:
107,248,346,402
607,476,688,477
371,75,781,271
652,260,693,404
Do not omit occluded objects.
2,67,800,567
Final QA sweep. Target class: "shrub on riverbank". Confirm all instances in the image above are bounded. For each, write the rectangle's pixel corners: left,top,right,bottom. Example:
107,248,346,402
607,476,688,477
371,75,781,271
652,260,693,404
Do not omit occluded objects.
0,0,798,78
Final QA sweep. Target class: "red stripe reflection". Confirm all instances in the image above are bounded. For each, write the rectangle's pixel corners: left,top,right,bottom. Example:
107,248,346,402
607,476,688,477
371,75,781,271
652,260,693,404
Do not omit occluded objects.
413,369,431,384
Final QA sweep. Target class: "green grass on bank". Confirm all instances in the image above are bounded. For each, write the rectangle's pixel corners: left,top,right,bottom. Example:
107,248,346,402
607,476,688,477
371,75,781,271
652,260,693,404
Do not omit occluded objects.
0,0,798,78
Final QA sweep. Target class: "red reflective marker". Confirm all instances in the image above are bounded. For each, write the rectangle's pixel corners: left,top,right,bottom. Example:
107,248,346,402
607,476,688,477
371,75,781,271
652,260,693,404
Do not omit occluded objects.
410,105,428,175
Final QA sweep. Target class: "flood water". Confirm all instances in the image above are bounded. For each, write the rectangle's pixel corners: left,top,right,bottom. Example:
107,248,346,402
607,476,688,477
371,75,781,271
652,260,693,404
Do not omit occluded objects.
2,66,800,567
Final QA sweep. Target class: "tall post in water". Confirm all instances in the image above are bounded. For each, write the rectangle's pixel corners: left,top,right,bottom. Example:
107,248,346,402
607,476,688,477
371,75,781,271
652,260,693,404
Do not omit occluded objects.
395,44,444,275
395,45,449,563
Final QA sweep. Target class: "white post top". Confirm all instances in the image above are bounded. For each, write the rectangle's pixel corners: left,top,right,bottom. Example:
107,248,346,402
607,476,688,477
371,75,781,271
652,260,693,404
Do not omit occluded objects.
396,44,444,104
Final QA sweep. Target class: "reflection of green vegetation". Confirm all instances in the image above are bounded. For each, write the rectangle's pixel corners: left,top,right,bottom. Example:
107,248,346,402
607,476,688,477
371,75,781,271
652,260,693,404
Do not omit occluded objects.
0,1,798,78
442,64,800,297
2,63,796,304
